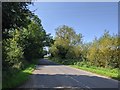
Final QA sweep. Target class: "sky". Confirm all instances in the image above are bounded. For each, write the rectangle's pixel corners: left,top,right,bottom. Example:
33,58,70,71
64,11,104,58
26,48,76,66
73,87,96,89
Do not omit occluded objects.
29,2,118,43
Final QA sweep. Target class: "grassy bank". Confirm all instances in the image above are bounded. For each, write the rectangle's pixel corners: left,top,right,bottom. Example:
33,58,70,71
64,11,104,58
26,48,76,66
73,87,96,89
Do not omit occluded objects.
70,65,120,81
3,64,36,88
50,58,119,80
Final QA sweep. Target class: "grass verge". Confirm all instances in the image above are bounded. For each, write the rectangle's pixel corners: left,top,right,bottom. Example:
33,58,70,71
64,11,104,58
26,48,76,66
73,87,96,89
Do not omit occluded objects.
70,65,120,81
3,64,36,88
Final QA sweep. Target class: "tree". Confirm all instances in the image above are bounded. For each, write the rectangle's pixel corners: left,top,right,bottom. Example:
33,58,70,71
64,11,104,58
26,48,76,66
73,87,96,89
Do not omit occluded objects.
50,25,83,60
87,30,119,68
19,15,52,61
55,25,82,46
2,2,33,39
2,2,34,71
2,2,53,88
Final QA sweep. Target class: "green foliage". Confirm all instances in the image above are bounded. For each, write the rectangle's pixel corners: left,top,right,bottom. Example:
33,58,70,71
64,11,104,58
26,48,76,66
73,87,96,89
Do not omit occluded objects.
51,58,78,65
50,28,119,70
2,2,120,88
2,2,33,39
87,31,119,68
2,2,53,88
2,29,26,89
2,31,24,71
70,65,119,80
49,25,83,60
13,15,53,62
21,15,48,61
3,64,35,88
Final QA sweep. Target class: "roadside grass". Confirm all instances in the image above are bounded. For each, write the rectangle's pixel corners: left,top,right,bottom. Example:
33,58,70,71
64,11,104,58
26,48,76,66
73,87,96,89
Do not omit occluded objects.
3,64,36,88
48,58,120,81
70,65,120,81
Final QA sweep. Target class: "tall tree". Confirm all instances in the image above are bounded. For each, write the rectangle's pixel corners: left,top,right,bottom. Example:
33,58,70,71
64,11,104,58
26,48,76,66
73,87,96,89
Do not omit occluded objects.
2,2,33,39
50,25,83,60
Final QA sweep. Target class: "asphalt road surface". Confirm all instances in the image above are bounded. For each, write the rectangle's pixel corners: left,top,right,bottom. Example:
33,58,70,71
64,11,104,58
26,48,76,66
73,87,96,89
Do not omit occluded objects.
19,59,119,90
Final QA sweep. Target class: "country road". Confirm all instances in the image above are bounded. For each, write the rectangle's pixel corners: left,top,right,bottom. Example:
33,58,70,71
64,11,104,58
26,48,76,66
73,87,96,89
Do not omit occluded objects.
19,59,119,90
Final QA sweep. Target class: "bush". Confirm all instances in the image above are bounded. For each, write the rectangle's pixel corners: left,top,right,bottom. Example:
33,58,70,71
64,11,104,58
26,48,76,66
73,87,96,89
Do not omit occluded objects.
3,38,24,70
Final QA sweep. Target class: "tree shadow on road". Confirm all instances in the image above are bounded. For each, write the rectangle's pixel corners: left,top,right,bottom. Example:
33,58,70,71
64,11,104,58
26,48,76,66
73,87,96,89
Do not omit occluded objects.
19,73,119,90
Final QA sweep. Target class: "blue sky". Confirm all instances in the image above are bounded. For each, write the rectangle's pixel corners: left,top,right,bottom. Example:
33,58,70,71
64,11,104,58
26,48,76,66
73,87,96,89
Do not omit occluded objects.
29,2,118,43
